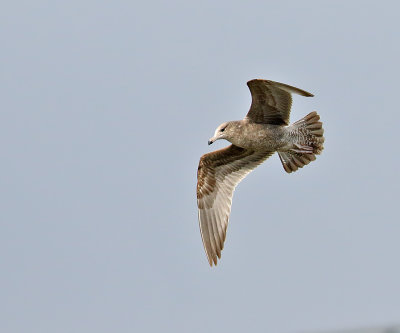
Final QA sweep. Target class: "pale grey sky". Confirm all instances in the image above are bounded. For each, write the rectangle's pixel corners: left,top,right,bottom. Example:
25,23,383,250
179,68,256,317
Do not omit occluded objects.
1,1,400,332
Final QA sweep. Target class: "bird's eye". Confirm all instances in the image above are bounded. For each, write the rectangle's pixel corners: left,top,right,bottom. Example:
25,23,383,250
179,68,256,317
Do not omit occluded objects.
220,127,225,132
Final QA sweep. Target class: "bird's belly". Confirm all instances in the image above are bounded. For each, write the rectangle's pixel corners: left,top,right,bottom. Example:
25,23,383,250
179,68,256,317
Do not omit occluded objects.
231,125,286,151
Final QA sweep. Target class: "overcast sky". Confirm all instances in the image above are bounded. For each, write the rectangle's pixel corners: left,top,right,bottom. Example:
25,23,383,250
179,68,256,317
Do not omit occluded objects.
1,1,400,332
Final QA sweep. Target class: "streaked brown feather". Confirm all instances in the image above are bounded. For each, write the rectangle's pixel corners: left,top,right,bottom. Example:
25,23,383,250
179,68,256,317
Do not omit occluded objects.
196,145,273,266
246,79,313,125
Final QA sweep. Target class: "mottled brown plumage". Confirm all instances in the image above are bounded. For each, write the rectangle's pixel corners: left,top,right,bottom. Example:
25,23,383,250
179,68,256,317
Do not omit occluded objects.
197,79,324,266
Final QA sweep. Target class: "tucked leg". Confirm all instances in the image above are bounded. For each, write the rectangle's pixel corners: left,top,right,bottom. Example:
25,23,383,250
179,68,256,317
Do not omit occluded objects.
290,143,314,154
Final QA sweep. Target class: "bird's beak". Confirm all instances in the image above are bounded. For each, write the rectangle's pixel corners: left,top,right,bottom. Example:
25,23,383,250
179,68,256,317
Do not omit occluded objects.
208,137,215,145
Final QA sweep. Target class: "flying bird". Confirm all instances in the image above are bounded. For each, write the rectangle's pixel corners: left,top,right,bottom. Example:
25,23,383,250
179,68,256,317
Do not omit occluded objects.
196,79,324,266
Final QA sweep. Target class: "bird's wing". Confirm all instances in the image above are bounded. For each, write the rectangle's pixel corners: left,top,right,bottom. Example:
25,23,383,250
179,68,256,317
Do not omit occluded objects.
245,79,313,125
197,144,273,266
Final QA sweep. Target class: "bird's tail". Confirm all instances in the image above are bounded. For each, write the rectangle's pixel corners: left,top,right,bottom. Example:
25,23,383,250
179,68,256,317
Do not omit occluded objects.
278,111,324,173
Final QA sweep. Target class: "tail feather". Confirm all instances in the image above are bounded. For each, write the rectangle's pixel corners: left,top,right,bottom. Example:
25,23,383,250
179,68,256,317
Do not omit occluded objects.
278,111,324,173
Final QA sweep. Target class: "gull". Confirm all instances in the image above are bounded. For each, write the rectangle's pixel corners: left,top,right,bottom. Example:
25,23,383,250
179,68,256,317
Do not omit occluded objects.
196,79,324,266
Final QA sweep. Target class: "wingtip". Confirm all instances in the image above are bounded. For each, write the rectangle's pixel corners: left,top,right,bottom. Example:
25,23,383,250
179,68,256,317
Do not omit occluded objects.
247,78,314,97
206,254,218,267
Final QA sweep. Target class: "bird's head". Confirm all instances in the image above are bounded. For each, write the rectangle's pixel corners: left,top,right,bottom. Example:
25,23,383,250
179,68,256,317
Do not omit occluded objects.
208,122,232,145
